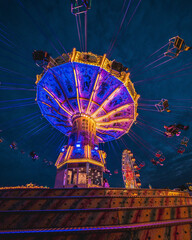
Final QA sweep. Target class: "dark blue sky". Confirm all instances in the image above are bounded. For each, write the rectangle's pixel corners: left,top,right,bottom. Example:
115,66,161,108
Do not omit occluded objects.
0,0,192,189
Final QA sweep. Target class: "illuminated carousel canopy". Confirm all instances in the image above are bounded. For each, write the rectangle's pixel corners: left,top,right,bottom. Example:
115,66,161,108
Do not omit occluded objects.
36,48,140,143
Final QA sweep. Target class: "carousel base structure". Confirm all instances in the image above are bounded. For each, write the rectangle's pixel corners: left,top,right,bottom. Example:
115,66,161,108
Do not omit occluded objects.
0,187,192,240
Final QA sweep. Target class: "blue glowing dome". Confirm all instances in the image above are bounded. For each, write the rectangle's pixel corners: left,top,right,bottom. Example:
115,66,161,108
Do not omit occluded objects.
36,50,139,142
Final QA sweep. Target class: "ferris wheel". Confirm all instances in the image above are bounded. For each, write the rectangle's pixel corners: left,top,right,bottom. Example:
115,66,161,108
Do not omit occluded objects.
122,149,141,188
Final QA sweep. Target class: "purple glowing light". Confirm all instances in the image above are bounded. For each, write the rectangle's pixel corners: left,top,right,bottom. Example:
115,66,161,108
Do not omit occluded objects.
37,62,136,142
1,218,192,235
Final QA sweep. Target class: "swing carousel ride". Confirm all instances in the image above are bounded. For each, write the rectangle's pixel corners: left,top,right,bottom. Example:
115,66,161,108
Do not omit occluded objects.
34,47,139,187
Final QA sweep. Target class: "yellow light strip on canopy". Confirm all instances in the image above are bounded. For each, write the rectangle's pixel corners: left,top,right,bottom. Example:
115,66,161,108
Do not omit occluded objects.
68,146,73,159
57,158,104,169
84,145,87,158
55,152,64,167
71,48,76,62
125,120,135,133
86,145,89,158
43,88,72,116
95,103,133,121
40,101,70,118
96,118,131,126
40,101,52,108
96,126,125,132
99,151,105,165
89,145,91,158
91,86,121,118
86,54,106,114
65,146,72,161
73,67,81,113
96,135,104,142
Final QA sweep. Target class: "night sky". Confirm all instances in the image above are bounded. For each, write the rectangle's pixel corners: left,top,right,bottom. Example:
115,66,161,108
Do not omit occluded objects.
0,0,192,189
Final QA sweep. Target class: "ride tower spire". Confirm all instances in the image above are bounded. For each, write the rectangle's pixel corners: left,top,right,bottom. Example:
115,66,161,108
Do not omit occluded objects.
55,113,106,188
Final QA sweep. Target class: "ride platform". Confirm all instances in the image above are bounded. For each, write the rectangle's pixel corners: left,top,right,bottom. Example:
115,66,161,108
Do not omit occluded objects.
0,187,192,240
